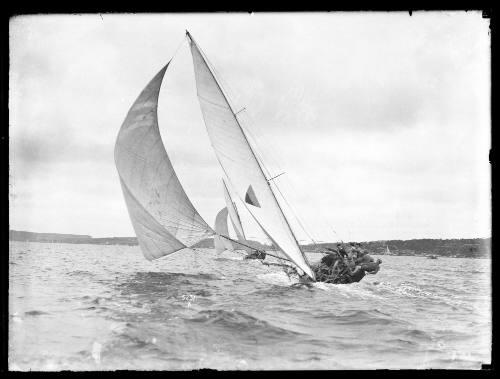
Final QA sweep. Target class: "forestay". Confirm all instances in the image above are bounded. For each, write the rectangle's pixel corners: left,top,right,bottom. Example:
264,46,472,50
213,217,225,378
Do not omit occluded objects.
187,33,314,279
114,62,214,260
213,207,234,253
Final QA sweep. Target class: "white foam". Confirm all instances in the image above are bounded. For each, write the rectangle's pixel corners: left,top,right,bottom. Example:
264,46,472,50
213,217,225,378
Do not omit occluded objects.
313,281,384,300
12,316,23,324
9,363,21,371
257,271,297,286
91,341,102,365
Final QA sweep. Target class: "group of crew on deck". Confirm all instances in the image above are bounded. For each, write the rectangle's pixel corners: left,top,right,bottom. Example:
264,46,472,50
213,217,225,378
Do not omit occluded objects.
311,242,382,284
243,241,381,284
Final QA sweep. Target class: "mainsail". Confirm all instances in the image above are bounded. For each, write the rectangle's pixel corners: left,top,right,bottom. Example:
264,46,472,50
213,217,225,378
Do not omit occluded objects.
213,207,234,253
187,32,314,279
114,61,214,260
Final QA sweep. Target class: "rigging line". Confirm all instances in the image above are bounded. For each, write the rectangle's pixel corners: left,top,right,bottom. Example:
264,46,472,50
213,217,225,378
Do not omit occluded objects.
268,155,337,246
270,162,344,243
271,182,318,245
170,33,188,62
217,233,263,253
192,38,286,203
218,234,292,263
268,172,286,182
197,59,282,203
219,228,288,266
236,123,319,260
230,93,324,246
234,104,318,248
213,242,248,257
188,35,310,270
248,136,318,245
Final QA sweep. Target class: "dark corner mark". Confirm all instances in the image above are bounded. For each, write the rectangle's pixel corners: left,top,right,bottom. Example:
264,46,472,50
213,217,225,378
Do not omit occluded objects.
482,9,491,19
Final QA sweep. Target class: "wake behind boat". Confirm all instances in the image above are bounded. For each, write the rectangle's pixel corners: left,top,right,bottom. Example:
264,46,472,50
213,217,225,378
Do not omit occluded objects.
114,30,382,284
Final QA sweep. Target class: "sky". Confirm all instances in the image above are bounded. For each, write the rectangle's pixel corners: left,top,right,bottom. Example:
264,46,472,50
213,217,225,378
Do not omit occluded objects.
9,12,491,243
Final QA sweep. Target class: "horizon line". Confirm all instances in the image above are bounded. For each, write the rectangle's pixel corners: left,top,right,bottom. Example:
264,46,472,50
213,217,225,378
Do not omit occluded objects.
9,229,492,243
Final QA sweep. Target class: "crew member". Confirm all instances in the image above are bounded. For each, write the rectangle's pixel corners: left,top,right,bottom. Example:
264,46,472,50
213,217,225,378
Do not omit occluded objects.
362,258,382,275
336,243,348,258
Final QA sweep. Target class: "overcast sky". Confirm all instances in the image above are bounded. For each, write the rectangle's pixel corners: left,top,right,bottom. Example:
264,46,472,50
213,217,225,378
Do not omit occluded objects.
9,12,491,243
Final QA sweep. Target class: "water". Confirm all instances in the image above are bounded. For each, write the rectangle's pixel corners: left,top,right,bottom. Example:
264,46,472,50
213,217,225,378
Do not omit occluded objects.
9,241,491,370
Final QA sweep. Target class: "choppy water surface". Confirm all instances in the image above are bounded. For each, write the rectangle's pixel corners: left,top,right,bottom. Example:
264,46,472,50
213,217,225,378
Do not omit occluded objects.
9,241,491,370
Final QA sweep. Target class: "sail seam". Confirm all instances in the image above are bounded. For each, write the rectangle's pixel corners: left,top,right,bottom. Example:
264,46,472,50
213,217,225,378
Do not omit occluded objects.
198,94,228,109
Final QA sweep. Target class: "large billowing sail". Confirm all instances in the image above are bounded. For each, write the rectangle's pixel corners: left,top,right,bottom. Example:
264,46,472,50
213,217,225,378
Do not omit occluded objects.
187,32,314,279
222,179,250,252
213,207,234,253
114,61,214,260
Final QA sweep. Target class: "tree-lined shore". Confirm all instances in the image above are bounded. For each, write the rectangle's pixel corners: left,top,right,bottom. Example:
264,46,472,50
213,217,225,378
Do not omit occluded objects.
9,230,491,259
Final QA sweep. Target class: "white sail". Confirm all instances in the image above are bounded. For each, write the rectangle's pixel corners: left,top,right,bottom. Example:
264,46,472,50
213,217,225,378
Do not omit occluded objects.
114,62,214,260
187,32,314,279
222,179,250,252
213,207,234,253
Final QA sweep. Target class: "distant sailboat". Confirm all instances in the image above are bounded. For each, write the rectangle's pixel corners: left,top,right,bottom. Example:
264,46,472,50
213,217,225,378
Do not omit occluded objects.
115,31,315,280
222,178,251,253
386,245,391,255
213,207,234,254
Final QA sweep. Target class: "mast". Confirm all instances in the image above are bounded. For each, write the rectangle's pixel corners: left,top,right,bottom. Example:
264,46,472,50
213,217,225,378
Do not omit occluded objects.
186,30,313,277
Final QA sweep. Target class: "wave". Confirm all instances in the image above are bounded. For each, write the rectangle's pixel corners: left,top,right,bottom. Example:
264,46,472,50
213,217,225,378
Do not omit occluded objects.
425,358,483,369
396,328,433,343
116,333,163,351
126,271,218,284
313,281,385,301
67,270,95,278
186,309,303,340
24,310,50,316
256,271,297,287
311,308,410,329
214,257,243,262
113,272,219,299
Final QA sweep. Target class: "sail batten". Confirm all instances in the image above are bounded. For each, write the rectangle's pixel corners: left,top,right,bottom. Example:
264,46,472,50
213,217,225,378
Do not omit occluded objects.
187,33,314,279
115,61,214,260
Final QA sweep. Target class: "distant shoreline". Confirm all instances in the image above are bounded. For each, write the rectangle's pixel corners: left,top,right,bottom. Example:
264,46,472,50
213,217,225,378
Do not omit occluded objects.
9,230,491,259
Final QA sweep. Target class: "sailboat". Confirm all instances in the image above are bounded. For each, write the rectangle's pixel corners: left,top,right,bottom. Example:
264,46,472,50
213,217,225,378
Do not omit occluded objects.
213,207,234,254
213,179,266,259
114,31,315,280
386,245,391,255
